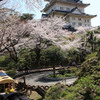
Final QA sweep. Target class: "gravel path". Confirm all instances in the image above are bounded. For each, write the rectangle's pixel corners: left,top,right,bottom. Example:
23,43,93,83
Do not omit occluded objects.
18,71,77,86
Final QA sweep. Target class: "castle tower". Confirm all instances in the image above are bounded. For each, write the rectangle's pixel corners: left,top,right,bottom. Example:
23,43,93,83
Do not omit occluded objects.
42,0,96,27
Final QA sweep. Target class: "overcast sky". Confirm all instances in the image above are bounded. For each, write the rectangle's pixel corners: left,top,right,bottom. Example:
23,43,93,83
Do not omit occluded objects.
83,0,100,26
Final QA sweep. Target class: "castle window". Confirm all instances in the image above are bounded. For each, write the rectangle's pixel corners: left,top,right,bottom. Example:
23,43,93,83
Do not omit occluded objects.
72,18,75,20
79,9,81,11
78,18,81,21
72,22,76,26
79,23,82,26
87,20,89,23
60,7,64,10
66,8,70,11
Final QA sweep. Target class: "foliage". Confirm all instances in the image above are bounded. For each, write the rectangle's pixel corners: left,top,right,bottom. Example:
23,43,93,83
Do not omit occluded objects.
45,76,100,100
44,83,66,100
59,67,78,75
21,17,81,52
20,13,34,20
79,57,98,77
86,31,96,52
85,52,98,60
58,68,66,75
0,55,8,67
48,67,78,78
0,12,31,64
0,54,16,69
0,16,83,69
48,73,76,78
98,48,100,60
81,30,100,53
78,49,100,85
42,46,66,77
6,69,16,77
45,48,100,100
66,48,86,65
18,48,36,68
74,76,97,100
43,46,66,66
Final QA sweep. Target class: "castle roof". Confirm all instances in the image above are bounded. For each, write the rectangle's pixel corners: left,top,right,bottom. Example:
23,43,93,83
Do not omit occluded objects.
43,0,90,12
42,7,97,18
45,0,81,3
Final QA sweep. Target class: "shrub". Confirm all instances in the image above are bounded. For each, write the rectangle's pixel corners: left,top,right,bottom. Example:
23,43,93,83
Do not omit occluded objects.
69,67,78,73
0,67,8,71
0,55,8,67
44,83,66,100
95,96,100,100
6,69,16,77
58,68,66,75
65,69,71,73
85,52,97,60
79,57,98,77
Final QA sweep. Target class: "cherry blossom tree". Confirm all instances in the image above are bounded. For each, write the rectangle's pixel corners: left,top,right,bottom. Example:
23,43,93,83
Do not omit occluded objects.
0,0,42,10
18,16,82,67
0,14,31,64
23,16,81,50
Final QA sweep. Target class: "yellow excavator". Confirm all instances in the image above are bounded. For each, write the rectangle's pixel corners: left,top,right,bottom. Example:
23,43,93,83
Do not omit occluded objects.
0,70,18,100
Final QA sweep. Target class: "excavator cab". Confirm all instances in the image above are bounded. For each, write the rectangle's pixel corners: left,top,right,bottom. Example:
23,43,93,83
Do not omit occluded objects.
0,70,18,100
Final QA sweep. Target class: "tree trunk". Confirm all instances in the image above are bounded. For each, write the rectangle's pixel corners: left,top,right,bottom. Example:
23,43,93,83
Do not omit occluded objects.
91,43,94,52
98,48,100,60
35,48,41,67
5,47,18,69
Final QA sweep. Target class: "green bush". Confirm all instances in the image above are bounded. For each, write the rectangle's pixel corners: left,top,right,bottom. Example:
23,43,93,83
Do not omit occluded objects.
79,57,98,77
94,30,100,34
0,67,8,71
45,49,100,100
0,55,8,67
95,96,100,100
44,83,66,100
65,73,76,77
45,76,100,100
69,67,78,73
6,69,16,77
65,69,71,73
85,52,97,60
58,68,66,75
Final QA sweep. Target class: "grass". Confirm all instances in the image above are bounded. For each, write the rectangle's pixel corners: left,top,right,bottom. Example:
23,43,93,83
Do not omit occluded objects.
28,91,43,100
48,67,79,78
48,72,76,78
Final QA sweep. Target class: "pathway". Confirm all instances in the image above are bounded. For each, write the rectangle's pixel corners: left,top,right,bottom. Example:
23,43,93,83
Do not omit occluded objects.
18,71,77,86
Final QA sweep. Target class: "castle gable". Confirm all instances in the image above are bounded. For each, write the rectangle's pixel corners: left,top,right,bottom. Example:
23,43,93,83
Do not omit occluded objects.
71,7,82,14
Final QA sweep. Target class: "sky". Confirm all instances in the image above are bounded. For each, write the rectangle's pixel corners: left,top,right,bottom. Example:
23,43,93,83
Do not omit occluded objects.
83,0,100,27
3,0,100,27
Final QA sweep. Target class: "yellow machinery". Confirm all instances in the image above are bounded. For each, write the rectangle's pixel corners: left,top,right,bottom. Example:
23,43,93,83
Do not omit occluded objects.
0,70,18,100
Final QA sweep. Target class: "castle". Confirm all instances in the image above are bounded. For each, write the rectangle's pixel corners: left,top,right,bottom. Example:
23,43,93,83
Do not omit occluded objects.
42,0,96,27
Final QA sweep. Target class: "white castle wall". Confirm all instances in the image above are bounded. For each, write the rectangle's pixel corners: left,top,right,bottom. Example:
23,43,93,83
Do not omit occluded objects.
45,2,91,27
69,17,91,27
46,3,84,14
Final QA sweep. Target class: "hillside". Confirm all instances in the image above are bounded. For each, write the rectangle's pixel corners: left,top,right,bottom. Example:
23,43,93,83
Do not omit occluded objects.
44,50,100,100
44,27,100,100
